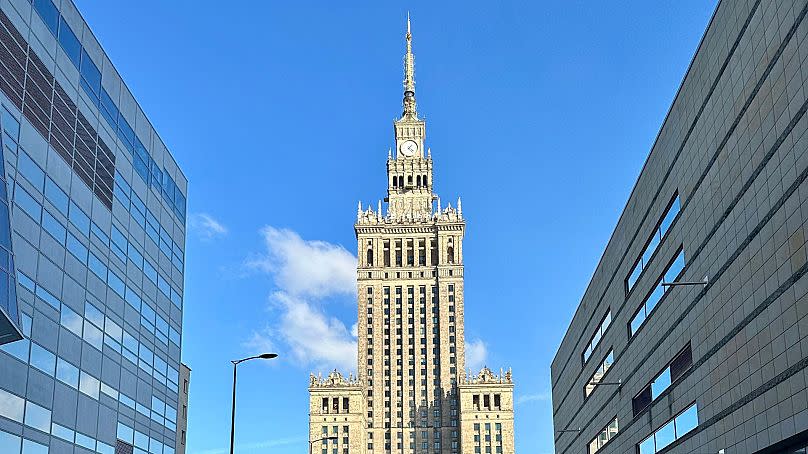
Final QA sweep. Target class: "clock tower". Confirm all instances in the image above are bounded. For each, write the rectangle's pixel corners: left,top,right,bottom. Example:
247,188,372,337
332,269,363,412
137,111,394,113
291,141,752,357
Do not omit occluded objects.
388,16,433,221
309,16,515,454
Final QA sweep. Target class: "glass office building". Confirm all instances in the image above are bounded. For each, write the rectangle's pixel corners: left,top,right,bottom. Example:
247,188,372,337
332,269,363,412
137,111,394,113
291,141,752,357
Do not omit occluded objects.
0,1,187,454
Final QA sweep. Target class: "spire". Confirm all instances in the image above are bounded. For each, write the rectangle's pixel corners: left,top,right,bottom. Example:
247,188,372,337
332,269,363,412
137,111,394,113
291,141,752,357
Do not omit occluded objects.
402,13,417,118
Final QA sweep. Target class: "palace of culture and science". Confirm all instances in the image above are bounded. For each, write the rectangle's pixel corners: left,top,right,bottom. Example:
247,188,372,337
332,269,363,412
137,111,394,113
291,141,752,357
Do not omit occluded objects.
308,18,515,454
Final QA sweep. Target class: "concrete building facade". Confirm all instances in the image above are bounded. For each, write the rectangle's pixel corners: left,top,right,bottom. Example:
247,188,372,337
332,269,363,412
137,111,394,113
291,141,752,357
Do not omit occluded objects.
176,363,190,454
0,1,188,454
309,18,515,454
551,1,808,453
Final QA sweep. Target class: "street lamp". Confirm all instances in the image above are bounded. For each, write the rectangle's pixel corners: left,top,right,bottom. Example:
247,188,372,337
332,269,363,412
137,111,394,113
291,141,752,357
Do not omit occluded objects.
229,353,278,454
309,436,339,454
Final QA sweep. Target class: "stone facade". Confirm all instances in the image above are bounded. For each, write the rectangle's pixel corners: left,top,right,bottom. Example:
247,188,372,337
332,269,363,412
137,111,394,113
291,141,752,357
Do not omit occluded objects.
458,368,515,454
309,371,367,454
309,17,515,454
551,0,808,453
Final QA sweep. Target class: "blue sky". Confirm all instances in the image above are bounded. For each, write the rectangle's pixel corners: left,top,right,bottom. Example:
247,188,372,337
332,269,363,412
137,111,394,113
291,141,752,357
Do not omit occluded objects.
74,1,717,452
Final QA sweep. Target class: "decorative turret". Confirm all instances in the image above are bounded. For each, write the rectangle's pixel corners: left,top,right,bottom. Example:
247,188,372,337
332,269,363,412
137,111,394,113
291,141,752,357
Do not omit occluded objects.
459,366,514,385
309,369,362,388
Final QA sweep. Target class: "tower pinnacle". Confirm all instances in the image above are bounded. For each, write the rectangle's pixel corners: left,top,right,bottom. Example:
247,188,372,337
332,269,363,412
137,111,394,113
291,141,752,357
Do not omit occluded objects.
402,13,417,118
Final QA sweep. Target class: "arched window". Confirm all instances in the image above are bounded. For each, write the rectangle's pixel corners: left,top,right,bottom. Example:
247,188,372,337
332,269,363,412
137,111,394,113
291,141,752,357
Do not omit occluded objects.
408,175,413,186
423,175,428,186
447,238,455,264
367,249,374,267
416,175,421,186
392,176,398,188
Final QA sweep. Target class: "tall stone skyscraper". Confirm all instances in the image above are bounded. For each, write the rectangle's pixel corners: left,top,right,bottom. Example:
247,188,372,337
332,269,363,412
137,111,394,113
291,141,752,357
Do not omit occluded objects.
309,18,515,454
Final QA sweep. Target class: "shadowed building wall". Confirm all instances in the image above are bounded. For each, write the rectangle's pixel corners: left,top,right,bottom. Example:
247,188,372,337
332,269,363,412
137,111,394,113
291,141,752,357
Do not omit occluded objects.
552,1,808,453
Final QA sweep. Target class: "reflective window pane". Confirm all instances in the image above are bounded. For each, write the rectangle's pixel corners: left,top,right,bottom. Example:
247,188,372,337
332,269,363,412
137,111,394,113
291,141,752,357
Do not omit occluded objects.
29,343,55,376
654,420,675,451
0,388,24,421
57,17,81,67
32,0,59,35
68,202,90,235
664,251,685,284
79,371,100,399
23,401,51,432
0,431,20,454
51,422,74,441
14,188,41,222
17,153,44,190
56,358,79,388
638,436,655,454
651,368,671,400
627,264,641,292
60,304,83,336
66,232,88,263
645,284,664,315
117,422,134,443
44,178,68,215
659,195,680,236
42,211,66,243
674,404,698,437
21,439,47,454
630,310,645,336
642,233,660,267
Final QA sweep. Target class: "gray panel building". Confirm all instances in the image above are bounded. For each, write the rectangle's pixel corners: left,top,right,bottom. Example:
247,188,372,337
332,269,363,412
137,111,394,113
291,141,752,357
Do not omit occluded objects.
175,363,189,454
0,1,188,454
552,0,808,453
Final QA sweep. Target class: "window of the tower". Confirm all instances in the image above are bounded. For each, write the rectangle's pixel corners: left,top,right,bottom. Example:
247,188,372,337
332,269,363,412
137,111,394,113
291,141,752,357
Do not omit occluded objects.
448,240,455,264
383,240,391,267
408,175,413,186
418,240,426,265
416,175,421,186
407,239,414,266
367,249,374,267
392,176,398,188
431,240,438,266
395,240,403,266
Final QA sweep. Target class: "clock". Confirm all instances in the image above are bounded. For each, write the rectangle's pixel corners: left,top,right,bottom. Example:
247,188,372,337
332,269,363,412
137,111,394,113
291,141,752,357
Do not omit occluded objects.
399,140,418,157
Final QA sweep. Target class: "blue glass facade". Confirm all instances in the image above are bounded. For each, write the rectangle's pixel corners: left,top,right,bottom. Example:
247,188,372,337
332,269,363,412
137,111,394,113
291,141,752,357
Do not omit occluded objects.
0,1,187,454
0,105,21,345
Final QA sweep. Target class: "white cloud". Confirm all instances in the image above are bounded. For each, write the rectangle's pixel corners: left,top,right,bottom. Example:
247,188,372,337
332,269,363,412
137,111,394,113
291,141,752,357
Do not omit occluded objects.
465,338,488,372
247,226,356,298
243,327,277,355
246,226,358,372
271,292,356,371
189,213,228,240
516,392,551,406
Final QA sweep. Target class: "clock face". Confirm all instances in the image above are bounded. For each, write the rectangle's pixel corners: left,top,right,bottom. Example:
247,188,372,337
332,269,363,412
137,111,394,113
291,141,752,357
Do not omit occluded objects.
399,140,418,157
